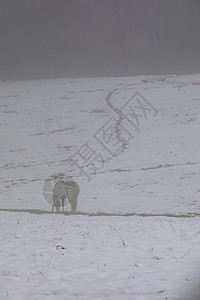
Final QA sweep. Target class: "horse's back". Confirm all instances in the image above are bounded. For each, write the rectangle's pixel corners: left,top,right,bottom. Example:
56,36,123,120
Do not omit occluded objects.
64,181,79,194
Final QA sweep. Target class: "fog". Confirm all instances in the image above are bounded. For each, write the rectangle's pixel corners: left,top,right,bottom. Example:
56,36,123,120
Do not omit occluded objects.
0,0,200,80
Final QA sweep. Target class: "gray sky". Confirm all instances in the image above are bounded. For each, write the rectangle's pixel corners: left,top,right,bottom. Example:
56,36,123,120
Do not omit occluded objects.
0,0,200,80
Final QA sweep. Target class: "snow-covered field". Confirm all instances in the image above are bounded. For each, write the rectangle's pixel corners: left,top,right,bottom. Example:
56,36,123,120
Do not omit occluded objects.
1,74,200,299
1,212,200,300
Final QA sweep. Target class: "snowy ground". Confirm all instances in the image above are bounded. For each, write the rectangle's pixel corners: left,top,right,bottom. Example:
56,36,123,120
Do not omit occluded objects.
1,74,200,299
1,212,200,300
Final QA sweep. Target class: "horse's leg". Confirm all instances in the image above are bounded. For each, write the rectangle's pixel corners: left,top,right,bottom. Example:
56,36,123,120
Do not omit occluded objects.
52,194,57,212
70,195,77,212
61,197,65,212
53,196,61,212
